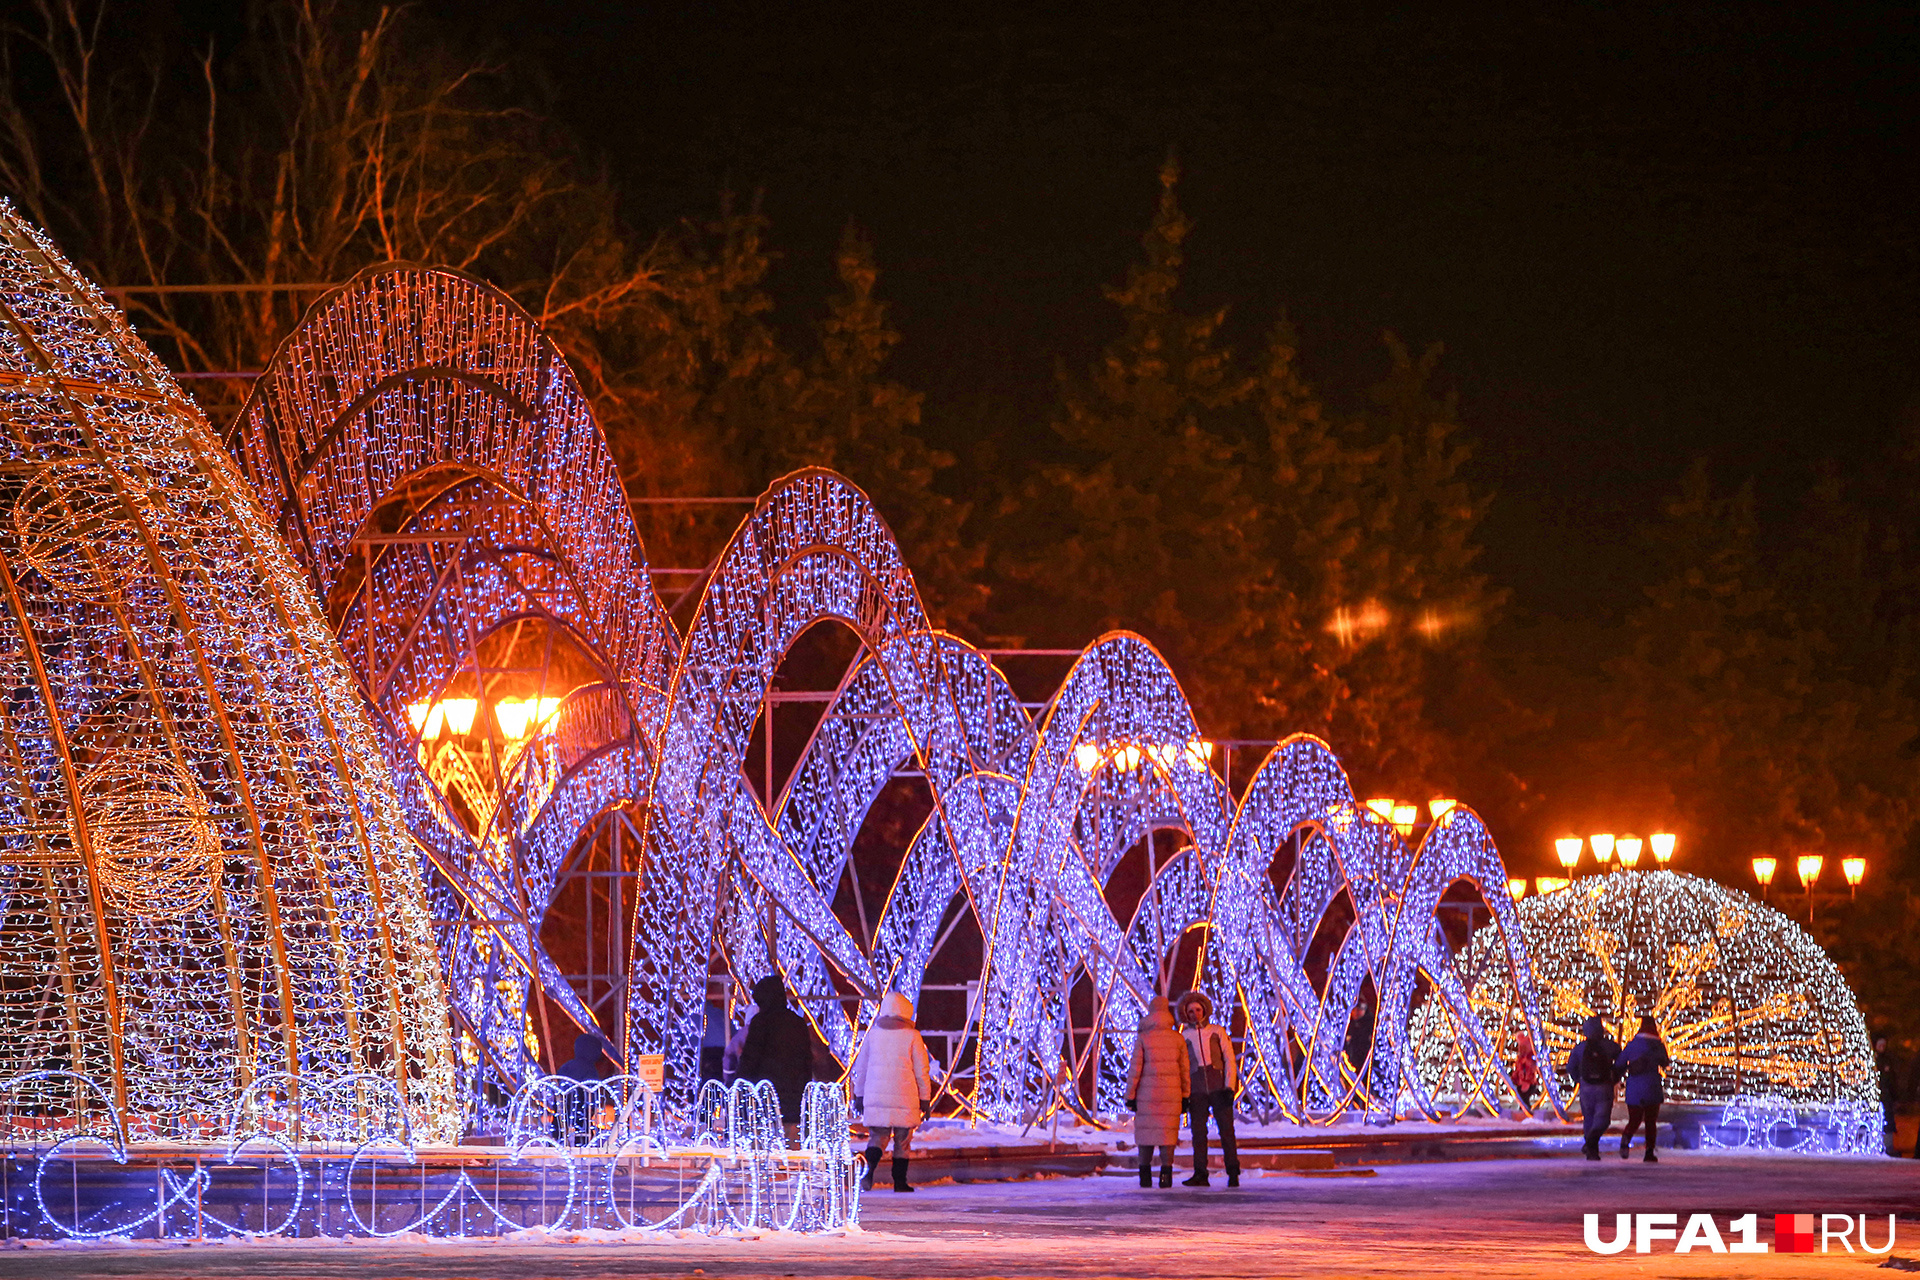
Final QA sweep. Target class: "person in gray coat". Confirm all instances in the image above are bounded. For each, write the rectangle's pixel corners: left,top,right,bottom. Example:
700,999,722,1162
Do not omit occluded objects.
1615,1015,1670,1163
1565,1015,1621,1161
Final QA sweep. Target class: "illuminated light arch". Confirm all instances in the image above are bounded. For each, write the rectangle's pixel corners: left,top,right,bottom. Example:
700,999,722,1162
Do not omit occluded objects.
232,265,679,1089
0,204,455,1139
225,262,1585,1130
1421,871,1875,1112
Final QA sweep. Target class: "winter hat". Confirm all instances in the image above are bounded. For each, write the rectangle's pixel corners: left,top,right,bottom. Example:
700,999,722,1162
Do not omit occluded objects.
1175,990,1213,1024
752,973,788,1010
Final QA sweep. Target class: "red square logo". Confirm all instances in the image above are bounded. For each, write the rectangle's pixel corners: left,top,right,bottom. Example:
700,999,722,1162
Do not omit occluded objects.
1776,1213,1818,1253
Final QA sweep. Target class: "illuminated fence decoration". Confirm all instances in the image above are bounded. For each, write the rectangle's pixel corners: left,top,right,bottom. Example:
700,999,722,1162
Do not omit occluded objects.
0,1072,859,1240
228,261,1569,1128
0,204,456,1143
1694,1094,1883,1157
1417,872,1877,1129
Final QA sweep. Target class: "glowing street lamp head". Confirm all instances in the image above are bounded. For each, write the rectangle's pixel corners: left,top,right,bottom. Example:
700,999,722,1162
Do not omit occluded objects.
407,700,445,742
1073,743,1101,773
1649,832,1676,864
439,697,478,736
1391,804,1418,838
1428,797,1457,821
1796,854,1823,889
1615,834,1643,869
1535,876,1571,895
1506,877,1527,900
1554,836,1583,870
1589,833,1615,865
1751,856,1777,888
1365,798,1396,821
1842,856,1866,888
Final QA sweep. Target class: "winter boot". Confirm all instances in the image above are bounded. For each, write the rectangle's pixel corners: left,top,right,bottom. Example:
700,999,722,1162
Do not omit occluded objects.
1226,1169,1240,1188
1619,1139,1630,1159
1182,1170,1209,1187
1158,1164,1173,1189
1138,1161,1153,1188
859,1145,883,1192
891,1156,914,1192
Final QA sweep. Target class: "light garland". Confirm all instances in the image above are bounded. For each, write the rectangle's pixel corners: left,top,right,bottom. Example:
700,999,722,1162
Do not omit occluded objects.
1414,871,1876,1145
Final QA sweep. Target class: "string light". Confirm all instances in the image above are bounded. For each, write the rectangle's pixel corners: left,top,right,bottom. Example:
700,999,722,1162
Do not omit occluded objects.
1414,871,1875,1140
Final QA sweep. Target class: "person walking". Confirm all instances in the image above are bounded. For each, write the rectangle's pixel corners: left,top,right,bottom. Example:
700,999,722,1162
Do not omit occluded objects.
1174,990,1240,1187
1565,1015,1621,1161
1875,1035,1900,1154
850,991,932,1193
1615,1015,1670,1162
555,1033,608,1145
736,973,813,1140
1126,995,1189,1188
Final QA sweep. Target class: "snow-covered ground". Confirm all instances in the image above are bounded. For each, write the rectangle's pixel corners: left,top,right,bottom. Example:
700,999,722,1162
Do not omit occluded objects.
6,1148,1914,1277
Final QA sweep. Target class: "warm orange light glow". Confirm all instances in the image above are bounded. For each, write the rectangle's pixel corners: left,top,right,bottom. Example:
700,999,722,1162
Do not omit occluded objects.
1428,797,1456,820
1554,836,1583,870
1842,856,1866,888
1114,745,1143,771
1535,876,1571,895
439,697,478,736
1649,832,1676,864
1365,798,1396,821
1391,804,1418,838
407,700,445,742
1184,738,1214,769
494,696,564,740
1615,834,1643,869
1589,833,1615,864
1073,743,1102,772
1751,856,1777,888
1506,877,1527,899
1796,854,1823,889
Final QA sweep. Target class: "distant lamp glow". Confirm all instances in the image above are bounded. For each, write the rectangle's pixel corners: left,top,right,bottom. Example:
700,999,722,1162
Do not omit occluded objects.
439,697,478,736
1391,804,1419,839
495,699,533,740
1114,744,1143,771
1073,743,1102,773
1796,854,1823,890
1506,877,1527,900
1554,836,1583,870
1751,856,1777,900
1184,738,1214,769
1534,876,1571,895
1842,856,1866,898
407,700,445,742
1615,834,1643,869
1589,833,1615,868
1428,797,1457,821
1649,832,1676,864
1365,798,1396,821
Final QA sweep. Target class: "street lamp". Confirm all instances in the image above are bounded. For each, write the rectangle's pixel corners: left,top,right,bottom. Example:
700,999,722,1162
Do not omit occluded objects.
1842,856,1866,900
1615,834,1643,870
1535,876,1571,895
1555,836,1583,874
1391,804,1419,840
1649,832,1676,866
1751,856,1776,902
1506,877,1528,900
1797,854,1823,922
1590,833,1615,871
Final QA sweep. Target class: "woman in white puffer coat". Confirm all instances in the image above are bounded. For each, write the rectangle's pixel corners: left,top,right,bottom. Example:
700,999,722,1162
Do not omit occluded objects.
850,991,932,1192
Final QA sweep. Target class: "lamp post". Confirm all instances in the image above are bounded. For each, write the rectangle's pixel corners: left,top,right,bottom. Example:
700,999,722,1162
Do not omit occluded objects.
1615,835,1643,870
1751,857,1776,903
1590,833,1615,872
1650,832,1676,867
1842,857,1866,901
1796,854,1823,923
1555,837,1582,877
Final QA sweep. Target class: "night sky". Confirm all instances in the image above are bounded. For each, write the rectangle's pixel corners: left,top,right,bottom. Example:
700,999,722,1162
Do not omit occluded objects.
430,1,1920,628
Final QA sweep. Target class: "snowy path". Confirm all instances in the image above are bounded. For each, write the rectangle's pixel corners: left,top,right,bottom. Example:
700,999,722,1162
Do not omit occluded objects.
5,1150,1918,1277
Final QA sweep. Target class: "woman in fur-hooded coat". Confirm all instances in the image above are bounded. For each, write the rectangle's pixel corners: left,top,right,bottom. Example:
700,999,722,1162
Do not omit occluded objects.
1126,996,1189,1146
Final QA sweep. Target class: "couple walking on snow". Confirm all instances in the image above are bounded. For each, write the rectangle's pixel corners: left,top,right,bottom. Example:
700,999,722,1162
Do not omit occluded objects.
1567,1014,1670,1162
1128,990,1241,1188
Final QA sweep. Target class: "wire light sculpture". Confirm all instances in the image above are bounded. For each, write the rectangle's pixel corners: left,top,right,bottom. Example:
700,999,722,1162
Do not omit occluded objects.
0,203,456,1143
1416,871,1877,1140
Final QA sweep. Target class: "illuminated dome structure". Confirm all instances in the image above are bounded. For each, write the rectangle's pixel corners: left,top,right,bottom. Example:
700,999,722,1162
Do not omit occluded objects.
1417,871,1875,1111
0,205,456,1140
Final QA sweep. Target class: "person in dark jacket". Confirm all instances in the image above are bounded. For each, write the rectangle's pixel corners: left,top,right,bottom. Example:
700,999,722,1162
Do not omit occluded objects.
1565,1015,1621,1161
556,1033,608,1144
1615,1015,1669,1162
736,973,813,1136
1175,990,1240,1187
